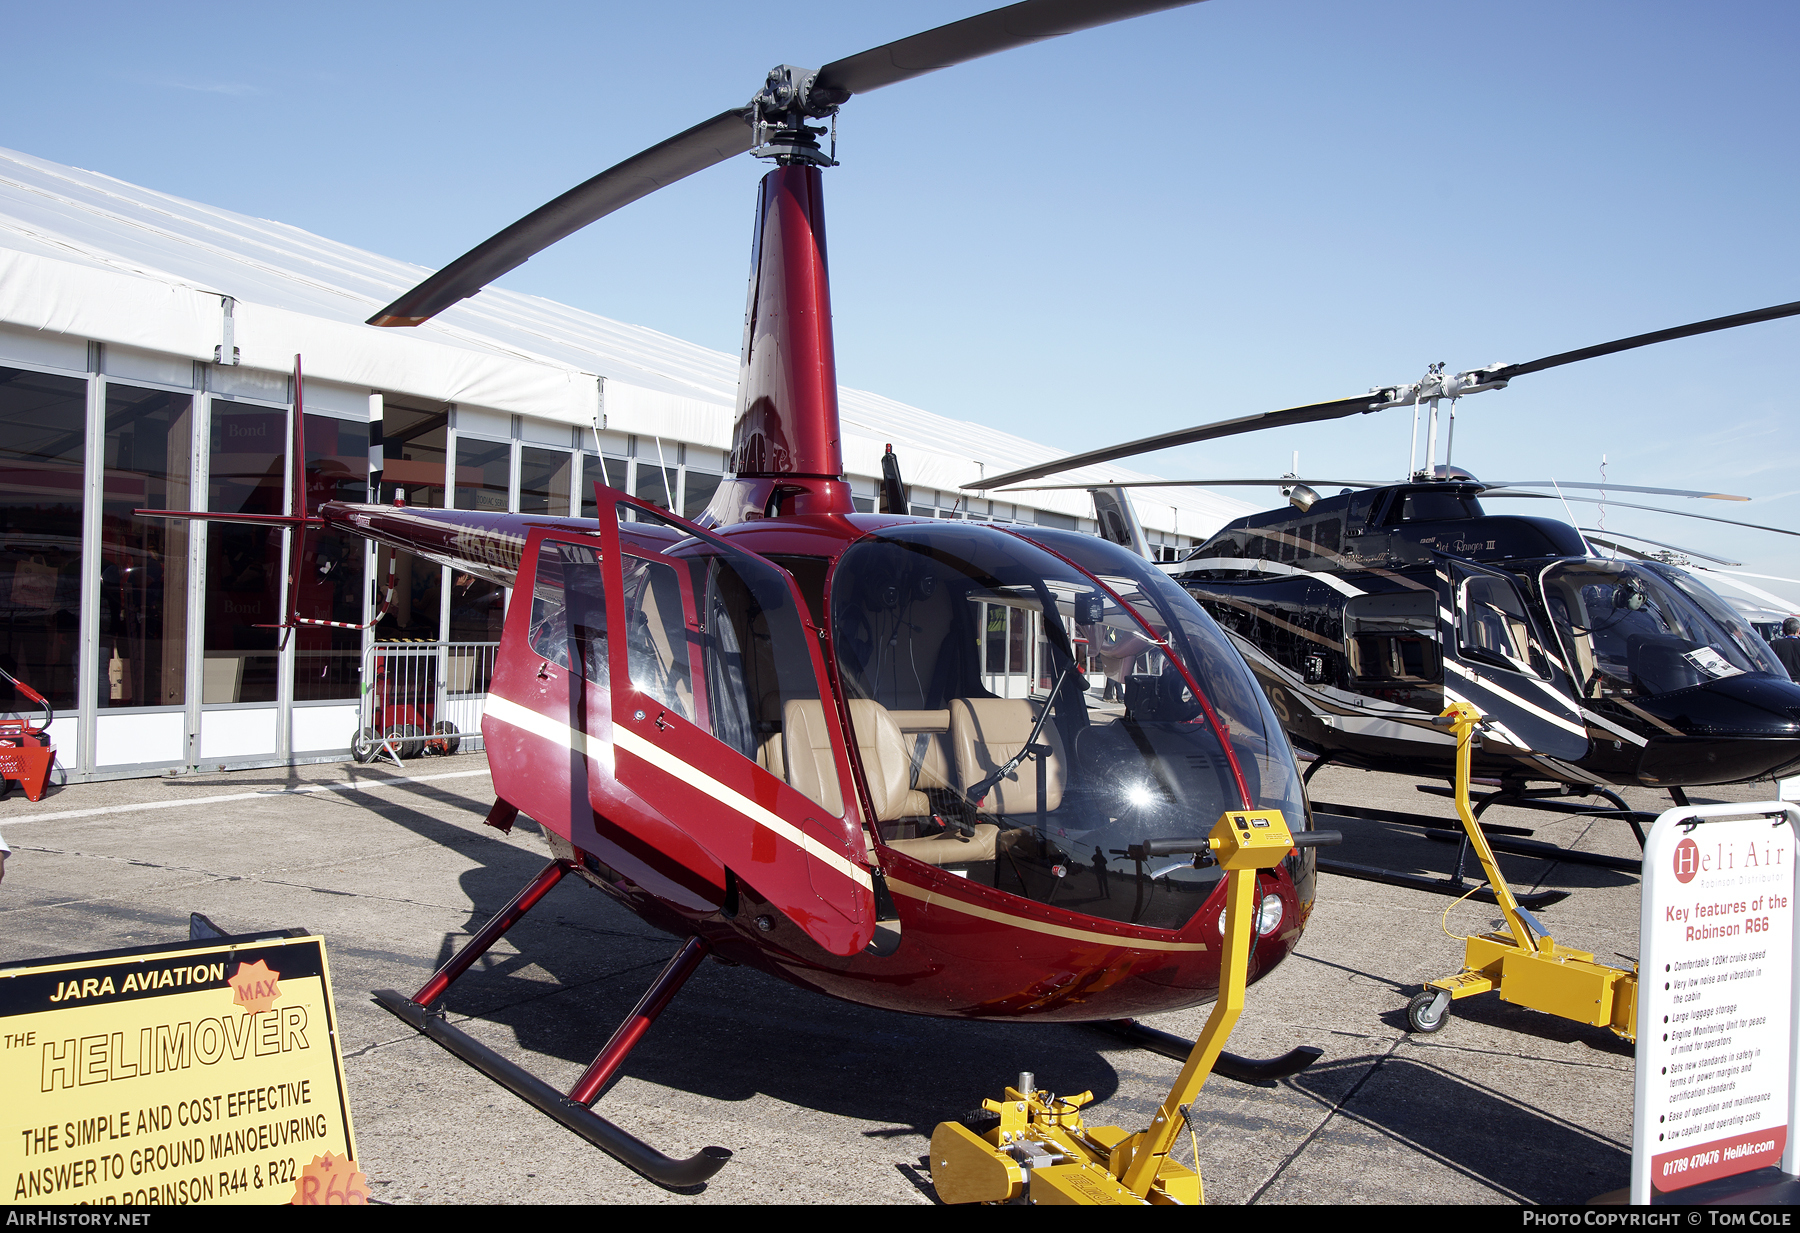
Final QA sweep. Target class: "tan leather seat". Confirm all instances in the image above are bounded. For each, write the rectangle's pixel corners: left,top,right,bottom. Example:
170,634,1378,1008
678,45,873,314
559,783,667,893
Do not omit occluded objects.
846,699,933,821
889,710,952,796
948,697,1066,816
885,823,1000,866
781,699,843,815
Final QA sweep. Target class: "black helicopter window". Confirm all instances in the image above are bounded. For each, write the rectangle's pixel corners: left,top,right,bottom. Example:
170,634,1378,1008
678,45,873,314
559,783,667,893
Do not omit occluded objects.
1540,560,1776,698
829,524,1310,935
527,540,607,685
1345,593,1440,685
1458,576,1551,680
1397,492,1482,522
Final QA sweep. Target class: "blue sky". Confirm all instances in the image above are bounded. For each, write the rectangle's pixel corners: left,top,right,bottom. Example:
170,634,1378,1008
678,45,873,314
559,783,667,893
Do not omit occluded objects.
6,1,1800,607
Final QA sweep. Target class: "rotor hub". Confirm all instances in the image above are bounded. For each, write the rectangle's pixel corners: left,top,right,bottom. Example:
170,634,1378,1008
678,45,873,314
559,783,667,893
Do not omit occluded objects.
750,64,844,165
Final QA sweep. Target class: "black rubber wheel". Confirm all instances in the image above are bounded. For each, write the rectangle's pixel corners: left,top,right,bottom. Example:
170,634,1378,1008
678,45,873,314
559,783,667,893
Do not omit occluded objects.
388,724,424,760
426,720,461,756
351,727,381,763
1408,989,1451,1034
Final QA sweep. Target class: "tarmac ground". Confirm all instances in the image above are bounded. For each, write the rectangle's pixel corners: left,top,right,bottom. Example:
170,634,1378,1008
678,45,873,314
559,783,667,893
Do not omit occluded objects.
0,749,1774,1204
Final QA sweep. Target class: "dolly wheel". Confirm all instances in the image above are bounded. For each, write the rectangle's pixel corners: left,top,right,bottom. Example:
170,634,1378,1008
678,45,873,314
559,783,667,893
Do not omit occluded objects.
351,727,381,764
1408,989,1451,1033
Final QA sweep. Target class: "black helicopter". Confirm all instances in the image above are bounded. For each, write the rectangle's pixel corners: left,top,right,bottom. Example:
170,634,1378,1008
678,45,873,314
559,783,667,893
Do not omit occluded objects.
971,301,1800,893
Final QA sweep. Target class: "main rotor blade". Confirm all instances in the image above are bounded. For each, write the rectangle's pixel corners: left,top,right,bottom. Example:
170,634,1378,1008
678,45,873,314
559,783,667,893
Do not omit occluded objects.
1480,480,1748,501
984,477,1389,492
1495,298,1800,380
370,2,1210,328
1484,491,1800,538
816,0,1206,98
368,109,755,326
1578,529,1742,566
971,394,1387,490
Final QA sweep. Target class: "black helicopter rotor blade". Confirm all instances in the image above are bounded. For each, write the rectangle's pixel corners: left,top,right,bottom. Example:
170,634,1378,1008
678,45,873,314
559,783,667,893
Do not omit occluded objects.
368,0,1208,328
972,394,1389,491
367,110,756,327
1485,491,1800,538
1578,529,1742,566
975,297,1800,492
984,477,1389,492
1494,299,1800,380
814,0,1205,98
1478,480,1748,501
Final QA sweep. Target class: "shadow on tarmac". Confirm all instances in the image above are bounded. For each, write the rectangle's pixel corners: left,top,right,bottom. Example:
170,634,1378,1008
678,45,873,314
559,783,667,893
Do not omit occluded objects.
1289,1053,1629,1204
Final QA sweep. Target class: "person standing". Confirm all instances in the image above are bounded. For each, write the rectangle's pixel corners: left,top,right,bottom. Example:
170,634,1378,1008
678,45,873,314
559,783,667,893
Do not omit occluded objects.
1771,617,1800,680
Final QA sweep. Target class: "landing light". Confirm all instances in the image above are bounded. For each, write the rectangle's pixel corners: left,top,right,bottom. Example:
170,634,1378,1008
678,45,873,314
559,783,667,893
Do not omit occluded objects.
1219,893,1285,939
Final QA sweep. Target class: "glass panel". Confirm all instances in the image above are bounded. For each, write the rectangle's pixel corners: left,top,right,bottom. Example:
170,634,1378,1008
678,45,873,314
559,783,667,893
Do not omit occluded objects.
447,570,506,643
0,367,87,711
202,405,284,704
102,385,192,709
454,437,510,512
1459,574,1550,679
519,446,572,516
618,505,837,813
578,454,629,520
442,416,508,638
682,470,721,521
528,540,606,684
296,416,369,701
376,405,446,643
829,524,1305,931
619,554,694,721
633,460,676,512
379,406,446,508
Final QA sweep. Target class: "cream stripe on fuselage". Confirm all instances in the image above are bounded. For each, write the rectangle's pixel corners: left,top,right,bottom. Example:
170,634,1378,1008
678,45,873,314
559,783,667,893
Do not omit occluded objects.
485,693,872,893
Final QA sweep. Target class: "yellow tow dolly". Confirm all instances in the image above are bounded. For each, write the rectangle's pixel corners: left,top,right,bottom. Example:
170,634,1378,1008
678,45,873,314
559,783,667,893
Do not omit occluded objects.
929,808,1339,1205
1406,703,1638,1041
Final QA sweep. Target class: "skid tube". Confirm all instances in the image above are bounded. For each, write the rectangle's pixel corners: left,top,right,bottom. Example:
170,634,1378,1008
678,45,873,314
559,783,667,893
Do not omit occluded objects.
374,854,732,1189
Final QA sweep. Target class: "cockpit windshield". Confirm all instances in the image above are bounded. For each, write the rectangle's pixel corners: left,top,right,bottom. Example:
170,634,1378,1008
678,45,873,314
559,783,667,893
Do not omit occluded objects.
1540,560,1784,698
829,523,1307,932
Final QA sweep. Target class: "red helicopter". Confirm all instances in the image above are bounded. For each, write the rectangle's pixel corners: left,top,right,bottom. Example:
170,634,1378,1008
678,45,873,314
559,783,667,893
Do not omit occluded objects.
146,0,1336,1186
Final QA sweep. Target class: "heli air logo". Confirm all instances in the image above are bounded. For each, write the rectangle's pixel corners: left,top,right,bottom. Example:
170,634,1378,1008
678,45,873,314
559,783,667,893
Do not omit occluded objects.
1673,837,1701,884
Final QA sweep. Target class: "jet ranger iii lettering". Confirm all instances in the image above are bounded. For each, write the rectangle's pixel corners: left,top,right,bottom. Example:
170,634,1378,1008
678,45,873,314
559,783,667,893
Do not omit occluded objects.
140,0,1326,1189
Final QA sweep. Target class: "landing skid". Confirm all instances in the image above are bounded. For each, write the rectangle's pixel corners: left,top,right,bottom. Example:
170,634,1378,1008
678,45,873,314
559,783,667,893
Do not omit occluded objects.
373,853,732,1189
1089,1018,1325,1084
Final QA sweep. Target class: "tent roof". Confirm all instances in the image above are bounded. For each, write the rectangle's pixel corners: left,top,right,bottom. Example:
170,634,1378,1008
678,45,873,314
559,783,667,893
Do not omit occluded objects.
0,145,1254,533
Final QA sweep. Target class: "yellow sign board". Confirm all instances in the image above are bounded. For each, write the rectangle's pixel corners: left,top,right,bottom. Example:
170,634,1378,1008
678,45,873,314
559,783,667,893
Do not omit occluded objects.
1,932,360,1205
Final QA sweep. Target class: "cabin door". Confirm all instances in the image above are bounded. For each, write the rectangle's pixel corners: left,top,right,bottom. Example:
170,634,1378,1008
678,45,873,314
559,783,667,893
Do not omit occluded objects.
595,488,875,956
1438,559,1589,760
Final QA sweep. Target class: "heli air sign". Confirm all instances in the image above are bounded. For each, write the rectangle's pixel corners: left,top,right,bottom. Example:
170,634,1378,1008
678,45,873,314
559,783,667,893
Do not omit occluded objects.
1632,802,1799,1203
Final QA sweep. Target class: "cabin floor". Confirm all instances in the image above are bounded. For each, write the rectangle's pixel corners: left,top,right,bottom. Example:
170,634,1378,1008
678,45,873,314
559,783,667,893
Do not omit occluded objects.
0,750,1747,1204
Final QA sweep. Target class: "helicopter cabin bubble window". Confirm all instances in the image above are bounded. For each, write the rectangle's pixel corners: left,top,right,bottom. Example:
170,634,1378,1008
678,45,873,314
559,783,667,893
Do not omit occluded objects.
829,523,1309,933
615,506,844,817
1540,560,1779,699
